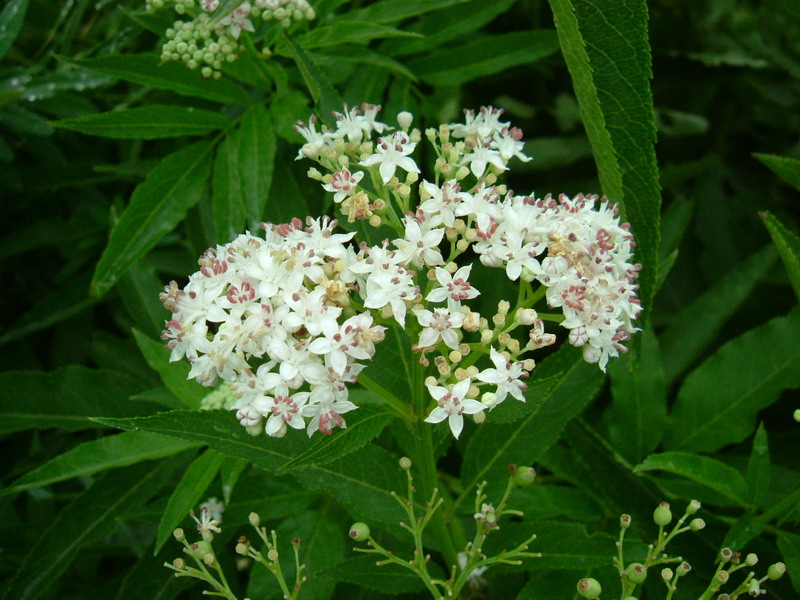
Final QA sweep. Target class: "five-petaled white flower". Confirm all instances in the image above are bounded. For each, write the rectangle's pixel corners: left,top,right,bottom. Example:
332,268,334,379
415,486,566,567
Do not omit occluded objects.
424,378,484,439
359,131,420,184
476,347,528,405
427,265,480,313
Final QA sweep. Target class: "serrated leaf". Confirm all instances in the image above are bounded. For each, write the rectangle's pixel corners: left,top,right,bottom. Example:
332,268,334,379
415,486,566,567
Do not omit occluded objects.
338,0,465,24
91,141,214,297
761,211,800,304
390,0,517,57
211,132,245,243
659,244,777,384
548,0,660,312
2,432,198,496
458,346,604,510
777,531,800,594
93,409,312,472
1,459,179,600
0,366,151,435
237,104,276,228
486,375,561,424
282,36,343,118
132,329,206,410
155,449,225,554
406,30,559,87
754,153,800,192
67,54,251,105
328,555,443,593
746,424,770,509
279,406,393,471
51,105,229,139
608,328,667,463
634,451,750,508
296,20,421,49
664,310,800,453
0,0,28,61
118,259,166,339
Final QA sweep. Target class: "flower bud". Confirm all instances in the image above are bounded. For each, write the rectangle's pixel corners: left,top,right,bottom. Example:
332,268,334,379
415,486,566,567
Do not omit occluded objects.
481,392,497,408
794,409,800,422
745,553,758,566
173,528,185,542
689,518,706,531
748,579,761,595
653,502,672,526
187,540,212,559
399,457,412,470
620,514,631,529
513,467,536,487
661,568,673,582
686,499,701,515
172,557,185,569
349,522,370,542
249,512,260,527
267,548,279,562
576,578,602,599
767,562,786,580
721,547,733,562
473,411,486,424
716,570,729,584
397,111,413,130
626,563,647,584
677,562,691,576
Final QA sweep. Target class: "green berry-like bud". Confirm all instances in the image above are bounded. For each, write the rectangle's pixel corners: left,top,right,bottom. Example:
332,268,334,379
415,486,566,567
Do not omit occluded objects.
513,466,536,487
399,457,412,470
720,547,733,562
187,540,212,559
576,578,602,599
745,553,758,566
620,514,632,529
689,518,705,531
626,563,647,584
201,66,213,78
248,512,260,527
677,562,691,576
267,548,279,561
794,409,800,422
661,568,673,582
653,502,672,527
768,562,786,580
686,499,701,515
349,522,370,542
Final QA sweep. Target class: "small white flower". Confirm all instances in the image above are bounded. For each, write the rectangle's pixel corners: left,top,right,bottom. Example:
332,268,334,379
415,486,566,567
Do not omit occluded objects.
393,215,444,268
221,2,255,39
476,347,528,405
322,168,364,203
359,131,420,184
424,378,484,439
426,265,480,313
414,307,464,350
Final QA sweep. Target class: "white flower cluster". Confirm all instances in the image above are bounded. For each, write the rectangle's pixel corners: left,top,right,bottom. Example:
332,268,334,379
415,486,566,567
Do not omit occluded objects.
160,218,388,438
163,104,642,441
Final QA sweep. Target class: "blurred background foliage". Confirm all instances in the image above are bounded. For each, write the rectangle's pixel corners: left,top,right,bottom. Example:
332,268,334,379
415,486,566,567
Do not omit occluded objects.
0,0,799,598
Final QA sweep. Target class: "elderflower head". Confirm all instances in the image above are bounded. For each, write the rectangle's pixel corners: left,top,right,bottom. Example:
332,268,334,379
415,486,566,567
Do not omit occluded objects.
163,104,642,441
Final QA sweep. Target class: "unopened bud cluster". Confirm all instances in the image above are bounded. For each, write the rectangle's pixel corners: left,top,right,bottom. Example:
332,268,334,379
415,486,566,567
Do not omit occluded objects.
146,0,315,78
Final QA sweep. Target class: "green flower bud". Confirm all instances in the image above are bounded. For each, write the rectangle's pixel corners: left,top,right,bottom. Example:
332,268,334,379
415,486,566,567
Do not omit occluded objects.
267,548,279,561
626,563,647,584
794,409,800,422
576,578,602,599
513,466,536,487
689,518,705,531
686,499,701,515
248,512,260,527
399,457,412,470
745,553,758,566
676,562,691,576
653,502,672,527
720,547,733,563
349,522,370,542
201,66,213,78
767,562,786,580
173,527,186,542
620,514,632,529
187,540,212,559
661,568,673,582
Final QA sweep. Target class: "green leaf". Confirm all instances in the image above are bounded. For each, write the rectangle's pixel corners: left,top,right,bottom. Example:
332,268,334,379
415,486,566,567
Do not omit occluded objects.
91,140,214,297
1,459,179,600
458,346,605,510
390,0,517,57
359,326,414,416
329,555,442,594
132,328,206,409
754,153,800,192
67,54,252,105
634,451,750,508
0,0,28,61
118,259,166,339
93,409,312,472
547,0,661,312
279,406,393,471
511,485,601,522
338,0,466,24
608,328,667,463
659,244,777,384
220,456,248,504
292,445,408,525
777,531,800,594
211,132,245,243
296,21,421,49
406,30,559,87
664,309,800,453
761,211,800,304
282,36,343,118
486,375,561,424
0,366,151,435
1,432,198,496
237,104,277,228
51,105,229,139
155,449,225,554
746,424,771,510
